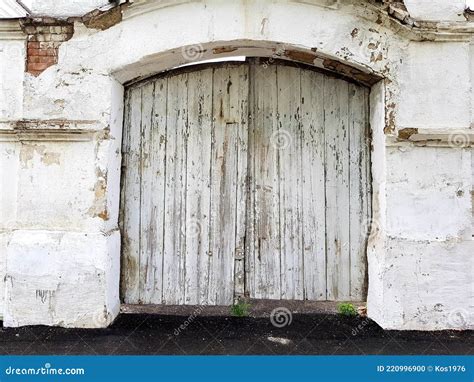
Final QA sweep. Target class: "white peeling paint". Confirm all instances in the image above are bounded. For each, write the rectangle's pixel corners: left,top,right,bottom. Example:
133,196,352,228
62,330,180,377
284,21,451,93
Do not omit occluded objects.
0,0,472,331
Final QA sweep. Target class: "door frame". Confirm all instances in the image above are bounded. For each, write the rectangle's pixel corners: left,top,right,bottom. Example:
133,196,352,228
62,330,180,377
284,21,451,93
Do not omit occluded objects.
119,57,378,305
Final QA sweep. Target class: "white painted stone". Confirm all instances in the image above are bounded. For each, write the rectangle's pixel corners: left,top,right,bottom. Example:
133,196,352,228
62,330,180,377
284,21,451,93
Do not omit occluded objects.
0,232,10,316
386,146,472,241
103,79,124,233
23,70,118,124
398,41,471,130
366,81,387,327
0,39,25,119
405,0,467,22
4,230,120,328
15,139,102,231
0,140,19,230
21,0,110,17
471,41,474,128
380,237,473,330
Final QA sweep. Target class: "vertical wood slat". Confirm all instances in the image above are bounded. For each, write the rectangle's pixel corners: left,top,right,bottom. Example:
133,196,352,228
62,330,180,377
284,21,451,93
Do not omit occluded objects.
119,89,130,301
245,63,256,299
139,82,155,303
185,68,213,305
140,78,168,304
162,73,188,304
121,87,142,303
247,63,281,299
209,66,228,304
300,70,327,300
277,65,304,300
233,66,250,300
364,90,371,298
324,76,351,301
209,65,249,304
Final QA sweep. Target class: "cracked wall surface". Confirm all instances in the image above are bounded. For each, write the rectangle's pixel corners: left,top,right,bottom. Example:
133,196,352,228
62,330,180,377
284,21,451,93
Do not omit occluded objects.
0,0,472,329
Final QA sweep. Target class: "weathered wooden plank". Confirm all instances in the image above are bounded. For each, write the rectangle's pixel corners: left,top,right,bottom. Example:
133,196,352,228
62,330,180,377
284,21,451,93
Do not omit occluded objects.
208,65,249,304
209,66,237,304
349,84,370,300
247,62,281,299
140,78,168,304
300,69,327,301
363,88,371,300
121,86,142,304
119,89,132,302
139,81,155,303
276,65,303,300
233,65,249,300
185,68,213,305
324,76,351,301
162,72,188,305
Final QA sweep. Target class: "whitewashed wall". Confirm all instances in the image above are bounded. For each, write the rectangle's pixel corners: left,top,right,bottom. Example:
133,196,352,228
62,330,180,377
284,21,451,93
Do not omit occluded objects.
21,0,110,17
405,0,467,21
0,0,472,330
0,20,25,316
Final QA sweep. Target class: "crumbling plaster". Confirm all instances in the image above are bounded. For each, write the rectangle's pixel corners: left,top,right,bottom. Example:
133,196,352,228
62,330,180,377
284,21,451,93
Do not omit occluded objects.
0,0,472,330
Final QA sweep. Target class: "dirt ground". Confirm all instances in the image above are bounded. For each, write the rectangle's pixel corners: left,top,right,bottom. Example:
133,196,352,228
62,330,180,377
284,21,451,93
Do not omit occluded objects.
0,312,471,355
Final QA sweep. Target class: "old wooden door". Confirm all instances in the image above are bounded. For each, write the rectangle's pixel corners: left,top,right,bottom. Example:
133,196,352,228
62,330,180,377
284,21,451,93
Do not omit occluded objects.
121,60,371,305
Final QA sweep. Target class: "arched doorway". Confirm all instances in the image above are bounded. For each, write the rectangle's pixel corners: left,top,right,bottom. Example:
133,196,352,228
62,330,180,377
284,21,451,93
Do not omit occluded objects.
120,58,371,305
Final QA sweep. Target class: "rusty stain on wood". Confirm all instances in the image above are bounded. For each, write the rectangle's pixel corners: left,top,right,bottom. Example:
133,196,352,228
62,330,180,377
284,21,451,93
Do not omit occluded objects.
322,58,380,87
213,46,239,54
284,49,317,64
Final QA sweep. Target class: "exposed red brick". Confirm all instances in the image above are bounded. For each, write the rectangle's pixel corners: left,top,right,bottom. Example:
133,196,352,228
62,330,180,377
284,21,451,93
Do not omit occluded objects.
28,62,51,71
21,18,74,76
44,49,58,57
29,56,56,64
27,48,41,56
28,42,41,49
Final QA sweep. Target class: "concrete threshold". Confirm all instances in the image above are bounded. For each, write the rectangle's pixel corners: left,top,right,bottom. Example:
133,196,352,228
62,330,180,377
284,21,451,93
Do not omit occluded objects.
121,299,367,317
